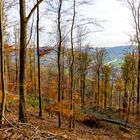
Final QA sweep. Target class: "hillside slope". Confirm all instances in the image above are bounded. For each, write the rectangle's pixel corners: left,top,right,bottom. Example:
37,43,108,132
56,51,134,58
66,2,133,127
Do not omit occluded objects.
37,45,131,68
105,46,131,67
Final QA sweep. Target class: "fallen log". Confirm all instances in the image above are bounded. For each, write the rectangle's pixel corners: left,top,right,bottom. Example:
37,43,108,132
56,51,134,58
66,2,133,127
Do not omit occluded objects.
101,117,133,128
92,111,136,129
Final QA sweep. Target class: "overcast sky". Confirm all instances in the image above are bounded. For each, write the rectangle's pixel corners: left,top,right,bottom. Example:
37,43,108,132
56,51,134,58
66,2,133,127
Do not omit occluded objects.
81,0,134,47
9,0,134,48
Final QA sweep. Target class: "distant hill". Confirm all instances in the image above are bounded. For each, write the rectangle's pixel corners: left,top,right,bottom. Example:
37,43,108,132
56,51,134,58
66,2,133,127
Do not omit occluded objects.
82,45,131,67
38,45,131,68
105,46,131,67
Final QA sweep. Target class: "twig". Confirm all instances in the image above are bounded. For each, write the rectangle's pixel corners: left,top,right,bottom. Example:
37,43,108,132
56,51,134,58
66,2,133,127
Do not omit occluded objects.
2,115,17,129
29,126,39,140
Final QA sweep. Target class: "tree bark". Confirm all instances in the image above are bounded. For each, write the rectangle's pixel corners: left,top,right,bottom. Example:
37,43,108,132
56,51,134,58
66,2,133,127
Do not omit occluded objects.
123,79,128,113
19,0,27,123
14,27,19,92
97,69,100,107
137,47,140,114
57,0,62,128
19,0,44,123
0,0,6,126
36,0,42,117
69,0,76,129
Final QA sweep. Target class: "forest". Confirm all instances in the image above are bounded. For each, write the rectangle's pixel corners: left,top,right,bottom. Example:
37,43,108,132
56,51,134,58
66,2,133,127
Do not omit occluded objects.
1,0,140,139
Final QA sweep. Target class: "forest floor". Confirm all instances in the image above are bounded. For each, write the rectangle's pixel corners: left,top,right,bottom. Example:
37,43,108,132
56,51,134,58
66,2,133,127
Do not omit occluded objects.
0,103,140,140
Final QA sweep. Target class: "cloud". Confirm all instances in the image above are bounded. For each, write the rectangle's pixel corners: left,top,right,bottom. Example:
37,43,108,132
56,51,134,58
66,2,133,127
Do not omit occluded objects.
80,0,134,47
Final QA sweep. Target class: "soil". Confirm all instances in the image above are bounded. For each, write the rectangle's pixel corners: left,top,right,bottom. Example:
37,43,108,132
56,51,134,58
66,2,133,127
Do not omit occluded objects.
0,103,140,140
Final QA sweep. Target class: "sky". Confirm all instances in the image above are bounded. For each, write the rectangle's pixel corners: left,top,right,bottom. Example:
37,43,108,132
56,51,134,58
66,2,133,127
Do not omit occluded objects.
80,0,134,47
8,0,134,48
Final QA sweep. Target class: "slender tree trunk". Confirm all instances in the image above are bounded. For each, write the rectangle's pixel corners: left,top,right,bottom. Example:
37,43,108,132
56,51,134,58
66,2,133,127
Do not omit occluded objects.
69,0,76,129
104,83,107,109
118,92,121,109
123,80,128,113
125,83,133,129
101,80,104,109
37,0,42,117
19,0,27,123
29,48,33,93
78,41,83,108
97,69,100,107
110,77,113,108
6,55,10,87
57,0,62,128
15,49,18,89
33,44,37,98
80,75,83,106
19,0,43,123
82,74,86,109
137,48,140,114
61,46,65,100
132,80,135,114
132,49,135,114
0,0,6,126
14,28,19,92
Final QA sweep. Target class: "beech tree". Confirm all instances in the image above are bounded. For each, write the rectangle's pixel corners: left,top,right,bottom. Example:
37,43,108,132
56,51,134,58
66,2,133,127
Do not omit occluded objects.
14,27,19,92
121,0,140,114
102,64,111,109
19,0,43,123
115,78,124,109
36,0,42,117
69,0,76,129
57,0,63,128
78,48,92,109
0,0,6,126
93,48,106,107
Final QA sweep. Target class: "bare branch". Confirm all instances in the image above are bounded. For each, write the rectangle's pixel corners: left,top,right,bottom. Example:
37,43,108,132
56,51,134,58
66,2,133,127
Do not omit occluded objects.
26,0,44,22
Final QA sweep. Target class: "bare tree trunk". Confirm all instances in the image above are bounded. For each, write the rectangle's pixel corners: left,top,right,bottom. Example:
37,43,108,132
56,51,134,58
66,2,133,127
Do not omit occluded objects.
36,0,42,117
29,48,33,93
69,0,76,129
15,48,18,90
104,84,107,109
132,80,135,114
118,92,121,109
19,0,27,123
19,0,43,123
125,82,134,130
137,48,140,114
0,0,6,126
125,0,140,114
14,27,19,92
61,46,65,100
123,80,128,113
33,44,37,99
78,37,83,108
101,80,104,109
97,69,100,107
132,48,136,114
57,0,62,128
110,77,113,108
5,54,10,87
81,74,86,109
